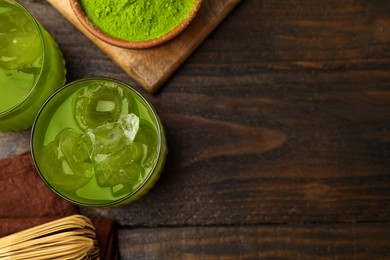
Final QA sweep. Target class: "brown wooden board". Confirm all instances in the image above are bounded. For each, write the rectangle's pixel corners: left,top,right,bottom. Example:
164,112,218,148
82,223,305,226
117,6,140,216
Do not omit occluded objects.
2,0,390,258
118,224,390,259
46,0,242,93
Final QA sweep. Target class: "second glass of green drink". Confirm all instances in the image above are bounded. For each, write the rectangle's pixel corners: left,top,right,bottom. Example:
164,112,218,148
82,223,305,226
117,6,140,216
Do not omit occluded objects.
31,78,168,207
0,0,66,131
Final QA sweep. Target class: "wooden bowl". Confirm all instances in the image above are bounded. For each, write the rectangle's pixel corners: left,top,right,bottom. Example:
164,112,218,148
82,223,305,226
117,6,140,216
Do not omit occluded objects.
70,0,202,49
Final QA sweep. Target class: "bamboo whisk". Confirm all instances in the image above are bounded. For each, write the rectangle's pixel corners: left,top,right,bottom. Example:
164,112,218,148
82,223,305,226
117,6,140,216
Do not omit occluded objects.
0,215,99,259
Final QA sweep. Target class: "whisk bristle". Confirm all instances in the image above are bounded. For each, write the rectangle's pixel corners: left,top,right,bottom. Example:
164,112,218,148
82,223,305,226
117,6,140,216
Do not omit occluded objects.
0,215,100,259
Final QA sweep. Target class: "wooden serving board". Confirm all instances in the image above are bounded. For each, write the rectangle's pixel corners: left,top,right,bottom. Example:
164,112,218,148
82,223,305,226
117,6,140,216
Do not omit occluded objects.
47,0,242,93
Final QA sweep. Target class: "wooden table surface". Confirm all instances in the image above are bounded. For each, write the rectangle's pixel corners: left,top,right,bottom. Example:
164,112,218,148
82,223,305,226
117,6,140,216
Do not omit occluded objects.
1,0,389,258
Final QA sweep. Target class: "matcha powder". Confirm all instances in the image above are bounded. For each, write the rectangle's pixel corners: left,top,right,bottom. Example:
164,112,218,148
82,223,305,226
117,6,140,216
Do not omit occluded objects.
80,0,195,42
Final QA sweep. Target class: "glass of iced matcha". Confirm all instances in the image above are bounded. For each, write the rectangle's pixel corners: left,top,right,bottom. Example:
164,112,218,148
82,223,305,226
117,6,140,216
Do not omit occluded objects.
31,78,167,207
0,0,66,131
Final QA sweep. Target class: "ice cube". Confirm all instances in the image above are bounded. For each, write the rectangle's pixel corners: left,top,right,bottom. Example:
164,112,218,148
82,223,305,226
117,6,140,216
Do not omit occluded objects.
78,112,144,196
40,128,94,192
120,113,140,142
94,143,145,197
134,119,159,168
0,10,42,70
96,100,116,112
82,113,140,157
74,83,134,130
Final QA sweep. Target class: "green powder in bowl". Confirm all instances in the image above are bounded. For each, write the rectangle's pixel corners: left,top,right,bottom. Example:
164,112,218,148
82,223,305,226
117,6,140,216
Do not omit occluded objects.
71,0,202,49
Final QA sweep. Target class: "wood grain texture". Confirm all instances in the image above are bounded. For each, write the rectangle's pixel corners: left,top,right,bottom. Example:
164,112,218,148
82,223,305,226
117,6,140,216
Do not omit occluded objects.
1,0,390,258
6,0,389,226
46,0,242,93
118,224,390,259
79,0,390,226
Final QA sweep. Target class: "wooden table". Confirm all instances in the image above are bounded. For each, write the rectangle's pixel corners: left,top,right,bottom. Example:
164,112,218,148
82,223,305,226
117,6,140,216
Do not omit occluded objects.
1,0,389,258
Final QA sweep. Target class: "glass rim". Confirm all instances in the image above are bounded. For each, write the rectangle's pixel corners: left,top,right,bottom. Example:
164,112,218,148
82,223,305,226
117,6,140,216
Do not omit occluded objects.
30,77,164,207
0,0,45,117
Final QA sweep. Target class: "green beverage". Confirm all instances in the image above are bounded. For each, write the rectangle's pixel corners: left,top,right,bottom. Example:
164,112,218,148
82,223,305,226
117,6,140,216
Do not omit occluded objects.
0,0,66,131
31,78,167,207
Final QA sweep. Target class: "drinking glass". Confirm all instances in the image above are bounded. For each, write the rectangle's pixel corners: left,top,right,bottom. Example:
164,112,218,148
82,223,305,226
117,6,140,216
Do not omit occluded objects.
31,77,167,207
0,0,66,131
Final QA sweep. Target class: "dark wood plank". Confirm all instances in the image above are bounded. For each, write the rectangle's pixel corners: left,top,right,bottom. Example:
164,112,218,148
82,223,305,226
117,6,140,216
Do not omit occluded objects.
118,224,390,259
7,0,390,227
2,0,390,258
80,0,390,225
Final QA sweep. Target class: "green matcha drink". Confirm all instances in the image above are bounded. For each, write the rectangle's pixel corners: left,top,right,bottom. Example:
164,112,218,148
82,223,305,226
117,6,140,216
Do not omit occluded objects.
0,0,66,131
31,78,167,207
